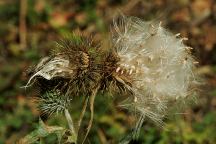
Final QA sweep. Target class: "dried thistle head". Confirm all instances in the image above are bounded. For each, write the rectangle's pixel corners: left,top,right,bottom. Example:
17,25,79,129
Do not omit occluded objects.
26,33,130,115
26,33,132,143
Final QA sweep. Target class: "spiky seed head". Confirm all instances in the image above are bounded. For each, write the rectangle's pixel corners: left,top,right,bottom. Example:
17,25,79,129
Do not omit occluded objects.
38,90,71,116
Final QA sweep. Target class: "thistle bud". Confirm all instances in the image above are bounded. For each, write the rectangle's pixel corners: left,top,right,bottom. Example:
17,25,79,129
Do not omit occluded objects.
38,90,71,116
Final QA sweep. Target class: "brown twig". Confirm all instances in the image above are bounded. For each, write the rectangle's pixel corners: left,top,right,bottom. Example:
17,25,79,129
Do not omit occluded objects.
64,108,77,139
77,96,89,132
19,0,27,50
82,85,100,144
97,128,108,144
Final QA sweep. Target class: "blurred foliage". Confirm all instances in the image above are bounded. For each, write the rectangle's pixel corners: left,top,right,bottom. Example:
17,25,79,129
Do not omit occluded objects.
0,0,216,143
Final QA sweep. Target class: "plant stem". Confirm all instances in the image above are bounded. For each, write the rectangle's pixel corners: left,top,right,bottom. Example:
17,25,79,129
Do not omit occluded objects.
18,118,64,144
64,108,77,141
133,115,145,140
77,96,89,132
82,85,100,144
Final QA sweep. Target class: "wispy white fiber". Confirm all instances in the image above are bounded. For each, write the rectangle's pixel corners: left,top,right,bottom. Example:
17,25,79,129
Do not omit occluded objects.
113,16,198,126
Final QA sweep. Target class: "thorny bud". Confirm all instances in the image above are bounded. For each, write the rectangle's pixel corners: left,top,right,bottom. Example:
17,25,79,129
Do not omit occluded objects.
38,90,71,116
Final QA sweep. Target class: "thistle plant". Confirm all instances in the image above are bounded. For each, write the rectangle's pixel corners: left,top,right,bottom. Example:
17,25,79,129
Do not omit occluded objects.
21,16,200,143
113,16,200,140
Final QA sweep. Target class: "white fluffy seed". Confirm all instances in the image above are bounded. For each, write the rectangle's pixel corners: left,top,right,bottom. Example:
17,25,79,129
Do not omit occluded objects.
113,16,199,126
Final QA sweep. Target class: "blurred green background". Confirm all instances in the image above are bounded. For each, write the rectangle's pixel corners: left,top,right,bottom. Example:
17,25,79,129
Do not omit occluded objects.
0,0,216,143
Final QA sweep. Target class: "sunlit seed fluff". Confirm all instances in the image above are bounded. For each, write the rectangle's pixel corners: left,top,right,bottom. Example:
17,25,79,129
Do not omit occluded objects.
113,16,198,125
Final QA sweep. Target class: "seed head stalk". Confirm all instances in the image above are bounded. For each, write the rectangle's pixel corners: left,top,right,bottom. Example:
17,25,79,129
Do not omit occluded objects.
64,108,77,142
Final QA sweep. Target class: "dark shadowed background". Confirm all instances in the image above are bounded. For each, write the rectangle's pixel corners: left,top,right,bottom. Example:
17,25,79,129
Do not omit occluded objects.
0,0,216,143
